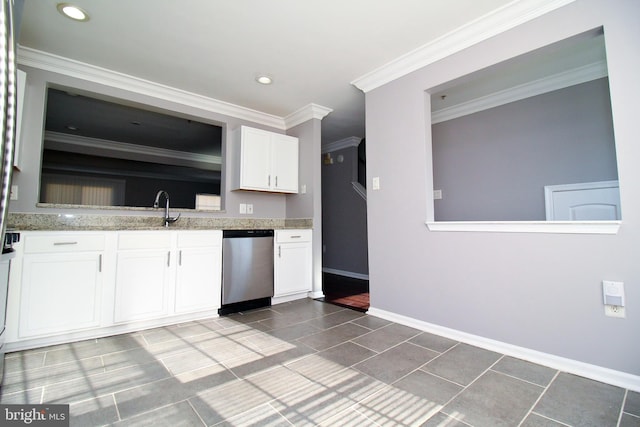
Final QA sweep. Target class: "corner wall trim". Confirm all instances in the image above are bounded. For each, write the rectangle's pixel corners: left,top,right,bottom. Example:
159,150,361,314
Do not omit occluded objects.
322,136,362,154
285,103,333,129
367,307,640,392
323,268,369,281
18,46,329,130
351,0,576,93
431,61,607,123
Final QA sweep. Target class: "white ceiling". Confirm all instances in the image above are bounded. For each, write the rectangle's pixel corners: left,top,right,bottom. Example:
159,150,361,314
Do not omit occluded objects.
19,0,547,144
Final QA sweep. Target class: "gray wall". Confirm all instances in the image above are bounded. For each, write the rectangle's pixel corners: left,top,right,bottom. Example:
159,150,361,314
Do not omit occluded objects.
322,146,369,276
11,65,317,219
432,78,618,221
365,0,639,375
286,119,323,295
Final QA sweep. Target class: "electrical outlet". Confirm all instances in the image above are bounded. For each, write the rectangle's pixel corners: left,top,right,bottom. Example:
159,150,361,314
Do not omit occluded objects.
10,185,18,200
604,304,626,318
433,189,442,200
239,203,247,214
246,204,253,214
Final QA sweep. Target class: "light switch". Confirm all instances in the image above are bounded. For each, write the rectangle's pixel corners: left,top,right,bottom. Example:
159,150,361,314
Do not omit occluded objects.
239,203,247,214
433,189,442,200
372,177,380,190
246,204,253,214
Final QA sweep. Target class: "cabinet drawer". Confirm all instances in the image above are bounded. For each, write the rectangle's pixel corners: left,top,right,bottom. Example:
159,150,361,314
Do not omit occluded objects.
177,230,222,248
24,233,105,253
118,232,171,250
275,229,311,243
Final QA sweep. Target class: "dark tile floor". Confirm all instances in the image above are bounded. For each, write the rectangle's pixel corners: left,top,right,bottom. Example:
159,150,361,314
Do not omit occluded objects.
1,299,638,426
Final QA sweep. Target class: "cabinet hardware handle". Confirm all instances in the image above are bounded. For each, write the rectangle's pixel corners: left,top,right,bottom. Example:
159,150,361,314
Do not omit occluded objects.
98,254,102,272
268,175,271,186
167,251,171,267
53,241,78,246
275,176,278,187
278,245,281,258
179,250,182,266
290,235,301,238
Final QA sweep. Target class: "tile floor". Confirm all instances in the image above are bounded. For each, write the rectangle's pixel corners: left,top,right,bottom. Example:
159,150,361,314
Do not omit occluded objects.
1,299,638,426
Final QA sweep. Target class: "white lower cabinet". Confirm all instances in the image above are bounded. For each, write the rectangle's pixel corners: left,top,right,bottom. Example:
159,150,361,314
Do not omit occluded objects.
274,230,312,298
7,229,224,350
18,233,105,338
174,231,222,314
114,248,171,323
114,231,222,323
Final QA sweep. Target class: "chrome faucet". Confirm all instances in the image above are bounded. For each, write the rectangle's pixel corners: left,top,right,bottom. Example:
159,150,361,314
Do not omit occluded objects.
153,190,180,227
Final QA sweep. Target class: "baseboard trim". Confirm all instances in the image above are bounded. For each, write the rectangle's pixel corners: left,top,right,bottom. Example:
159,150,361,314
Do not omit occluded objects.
323,268,369,281
308,290,325,299
272,292,310,305
367,307,640,392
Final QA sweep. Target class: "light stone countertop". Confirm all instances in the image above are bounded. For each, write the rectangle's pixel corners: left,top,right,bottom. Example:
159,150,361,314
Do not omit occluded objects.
7,212,312,231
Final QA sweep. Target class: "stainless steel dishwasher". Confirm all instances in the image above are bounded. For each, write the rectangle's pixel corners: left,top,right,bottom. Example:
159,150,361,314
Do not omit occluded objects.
220,230,274,315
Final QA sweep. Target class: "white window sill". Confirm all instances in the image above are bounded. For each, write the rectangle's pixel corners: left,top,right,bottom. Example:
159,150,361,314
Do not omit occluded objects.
425,220,621,234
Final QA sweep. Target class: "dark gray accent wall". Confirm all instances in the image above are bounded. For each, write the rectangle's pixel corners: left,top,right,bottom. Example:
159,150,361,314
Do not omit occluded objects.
432,78,617,221
322,146,369,276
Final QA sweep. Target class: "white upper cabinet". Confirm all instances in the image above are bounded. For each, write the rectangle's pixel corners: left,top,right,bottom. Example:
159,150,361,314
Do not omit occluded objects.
233,126,299,193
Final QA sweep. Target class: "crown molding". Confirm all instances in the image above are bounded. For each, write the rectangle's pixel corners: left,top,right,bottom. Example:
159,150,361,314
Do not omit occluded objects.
44,130,222,170
351,0,576,93
322,136,362,154
18,46,287,130
431,60,607,124
284,103,333,129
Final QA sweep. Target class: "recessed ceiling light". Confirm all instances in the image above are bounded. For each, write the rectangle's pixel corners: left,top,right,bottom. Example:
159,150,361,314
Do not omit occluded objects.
255,75,273,85
57,3,90,22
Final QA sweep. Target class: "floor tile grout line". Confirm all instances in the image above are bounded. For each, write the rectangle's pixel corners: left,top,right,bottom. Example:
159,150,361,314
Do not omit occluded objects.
345,328,442,362
618,389,629,427
117,398,194,424
488,367,551,389
266,401,295,427
41,365,174,407
185,398,208,427
438,353,506,420
527,411,572,426
352,405,385,427
111,393,122,423
516,369,562,427
0,385,45,401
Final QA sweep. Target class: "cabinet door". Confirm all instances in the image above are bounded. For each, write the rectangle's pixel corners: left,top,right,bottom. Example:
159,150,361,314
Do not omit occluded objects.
240,127,272,190
19,252,102,337
271,134,299,193
175,246,222,313
114,250,170,323
274,242,312,297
